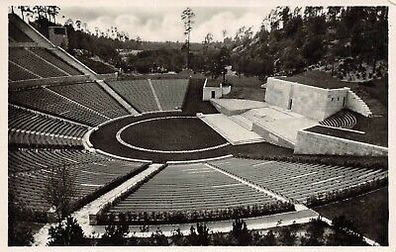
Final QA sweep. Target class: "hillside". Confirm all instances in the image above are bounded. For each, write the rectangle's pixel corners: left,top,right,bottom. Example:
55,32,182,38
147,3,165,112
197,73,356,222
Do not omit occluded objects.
230,7,387,81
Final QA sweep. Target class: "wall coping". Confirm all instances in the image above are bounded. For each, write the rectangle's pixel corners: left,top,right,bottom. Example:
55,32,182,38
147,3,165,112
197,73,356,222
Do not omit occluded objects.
316,124,366,135
166,154,234,164
299,129,388,152
269,77,350,92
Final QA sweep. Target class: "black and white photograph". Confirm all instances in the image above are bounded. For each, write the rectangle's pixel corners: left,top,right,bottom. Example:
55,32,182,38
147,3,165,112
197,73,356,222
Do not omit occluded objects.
3,0,393,248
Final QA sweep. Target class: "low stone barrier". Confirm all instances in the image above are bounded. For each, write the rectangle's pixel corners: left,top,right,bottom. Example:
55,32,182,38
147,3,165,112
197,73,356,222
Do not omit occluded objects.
294,130,387,156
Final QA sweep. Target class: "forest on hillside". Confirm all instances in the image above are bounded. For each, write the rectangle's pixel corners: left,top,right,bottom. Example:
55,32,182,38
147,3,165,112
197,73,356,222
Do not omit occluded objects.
15,6,388,79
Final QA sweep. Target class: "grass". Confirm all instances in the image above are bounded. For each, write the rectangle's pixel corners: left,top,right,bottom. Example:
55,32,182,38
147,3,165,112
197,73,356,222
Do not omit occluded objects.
359,78,388,107
120,117,227,151
306,124,387,147
182,78,219,114
223,87,265,101
352,112,388,147
313,187,388,245
277,70,353,89
222,75,265,101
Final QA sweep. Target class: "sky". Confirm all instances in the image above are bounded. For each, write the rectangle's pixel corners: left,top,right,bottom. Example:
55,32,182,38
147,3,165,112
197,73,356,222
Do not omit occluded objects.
57,5,274,42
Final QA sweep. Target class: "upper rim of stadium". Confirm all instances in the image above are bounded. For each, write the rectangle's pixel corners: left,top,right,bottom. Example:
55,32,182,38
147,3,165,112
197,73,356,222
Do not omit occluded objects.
8,13,100,84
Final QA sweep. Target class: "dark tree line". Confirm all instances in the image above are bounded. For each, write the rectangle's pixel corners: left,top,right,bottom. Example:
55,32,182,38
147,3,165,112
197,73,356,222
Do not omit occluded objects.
43,216,368,246
18,6,387,77
231,6,388,77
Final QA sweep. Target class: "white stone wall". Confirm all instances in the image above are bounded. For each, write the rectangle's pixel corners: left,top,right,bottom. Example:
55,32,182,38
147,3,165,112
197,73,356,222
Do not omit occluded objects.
323,88,350,119
264,78,292,108
290,84,329,121
252,122,295,149
265,78,349,121
222,85,232,95
294,130,388,156
202,81,232,101
203,87,223,101
346,90,372,117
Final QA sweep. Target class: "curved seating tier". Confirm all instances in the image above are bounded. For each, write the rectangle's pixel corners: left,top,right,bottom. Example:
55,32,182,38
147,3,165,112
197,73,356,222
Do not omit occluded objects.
8,47,83,82
208,158,387,204
9,149,148,213
9,47,67,80
107,80,160,113
29,48,82,76
9,87,108,126
109,163,281,213
8,130,82,147
8,21,33,42
9,105,88,147
319,109,357,129
48,82,129,118
150,79,189,111
8,61,39,81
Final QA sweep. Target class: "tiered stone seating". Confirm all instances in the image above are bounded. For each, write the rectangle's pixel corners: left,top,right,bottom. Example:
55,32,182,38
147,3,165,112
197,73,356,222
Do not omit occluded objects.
8,21,33,42
49,82,129,118
8,149,104,173
107,80,159,113
29,48,82,76
319,110,357,129
9,47,67,79
8,61,38,81
9,87,108,126
208,158,388,204
8,105,88,147
9,130,82,147
9,149,148,213
151,79,189,111
109,163,280,213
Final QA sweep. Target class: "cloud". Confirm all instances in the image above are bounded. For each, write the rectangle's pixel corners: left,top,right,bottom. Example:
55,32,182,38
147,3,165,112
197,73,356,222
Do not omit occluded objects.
59,6,271,42
193,11,264,42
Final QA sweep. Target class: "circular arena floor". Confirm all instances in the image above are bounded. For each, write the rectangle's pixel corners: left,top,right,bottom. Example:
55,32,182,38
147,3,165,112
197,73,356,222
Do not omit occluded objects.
89,112,234,162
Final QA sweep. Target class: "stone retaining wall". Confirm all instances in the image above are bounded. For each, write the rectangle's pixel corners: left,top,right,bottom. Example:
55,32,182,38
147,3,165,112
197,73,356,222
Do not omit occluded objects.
294,130,387,156
252,122,295,149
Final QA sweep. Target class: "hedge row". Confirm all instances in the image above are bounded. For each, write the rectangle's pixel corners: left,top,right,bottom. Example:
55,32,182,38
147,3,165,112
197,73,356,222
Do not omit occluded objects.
96,201,295,225
306,177,388,207
234,153,388,170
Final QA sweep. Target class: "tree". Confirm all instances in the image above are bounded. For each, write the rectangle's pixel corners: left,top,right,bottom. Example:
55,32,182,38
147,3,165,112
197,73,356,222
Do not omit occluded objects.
75,20,81,30
44,166,77,222
188,223,210,245
46,6,60,23
207,46,230,82
8,188,34,246
18,6,33,21
97,223,129,246
278,225,297,245
203,33,213,48
326,216,366,245
222,29,228,41
148,228,169,245
181,7,195,69
47,217,88,246
301,218,326,245
262,230,277,245
229,219,252,245
170,228,187,246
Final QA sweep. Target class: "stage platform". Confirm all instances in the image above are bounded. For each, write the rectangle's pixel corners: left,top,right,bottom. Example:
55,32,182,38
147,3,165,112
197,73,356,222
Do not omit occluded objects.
203,99,319,149
197,113,265,145
245,107,318,148
210,99,267,116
